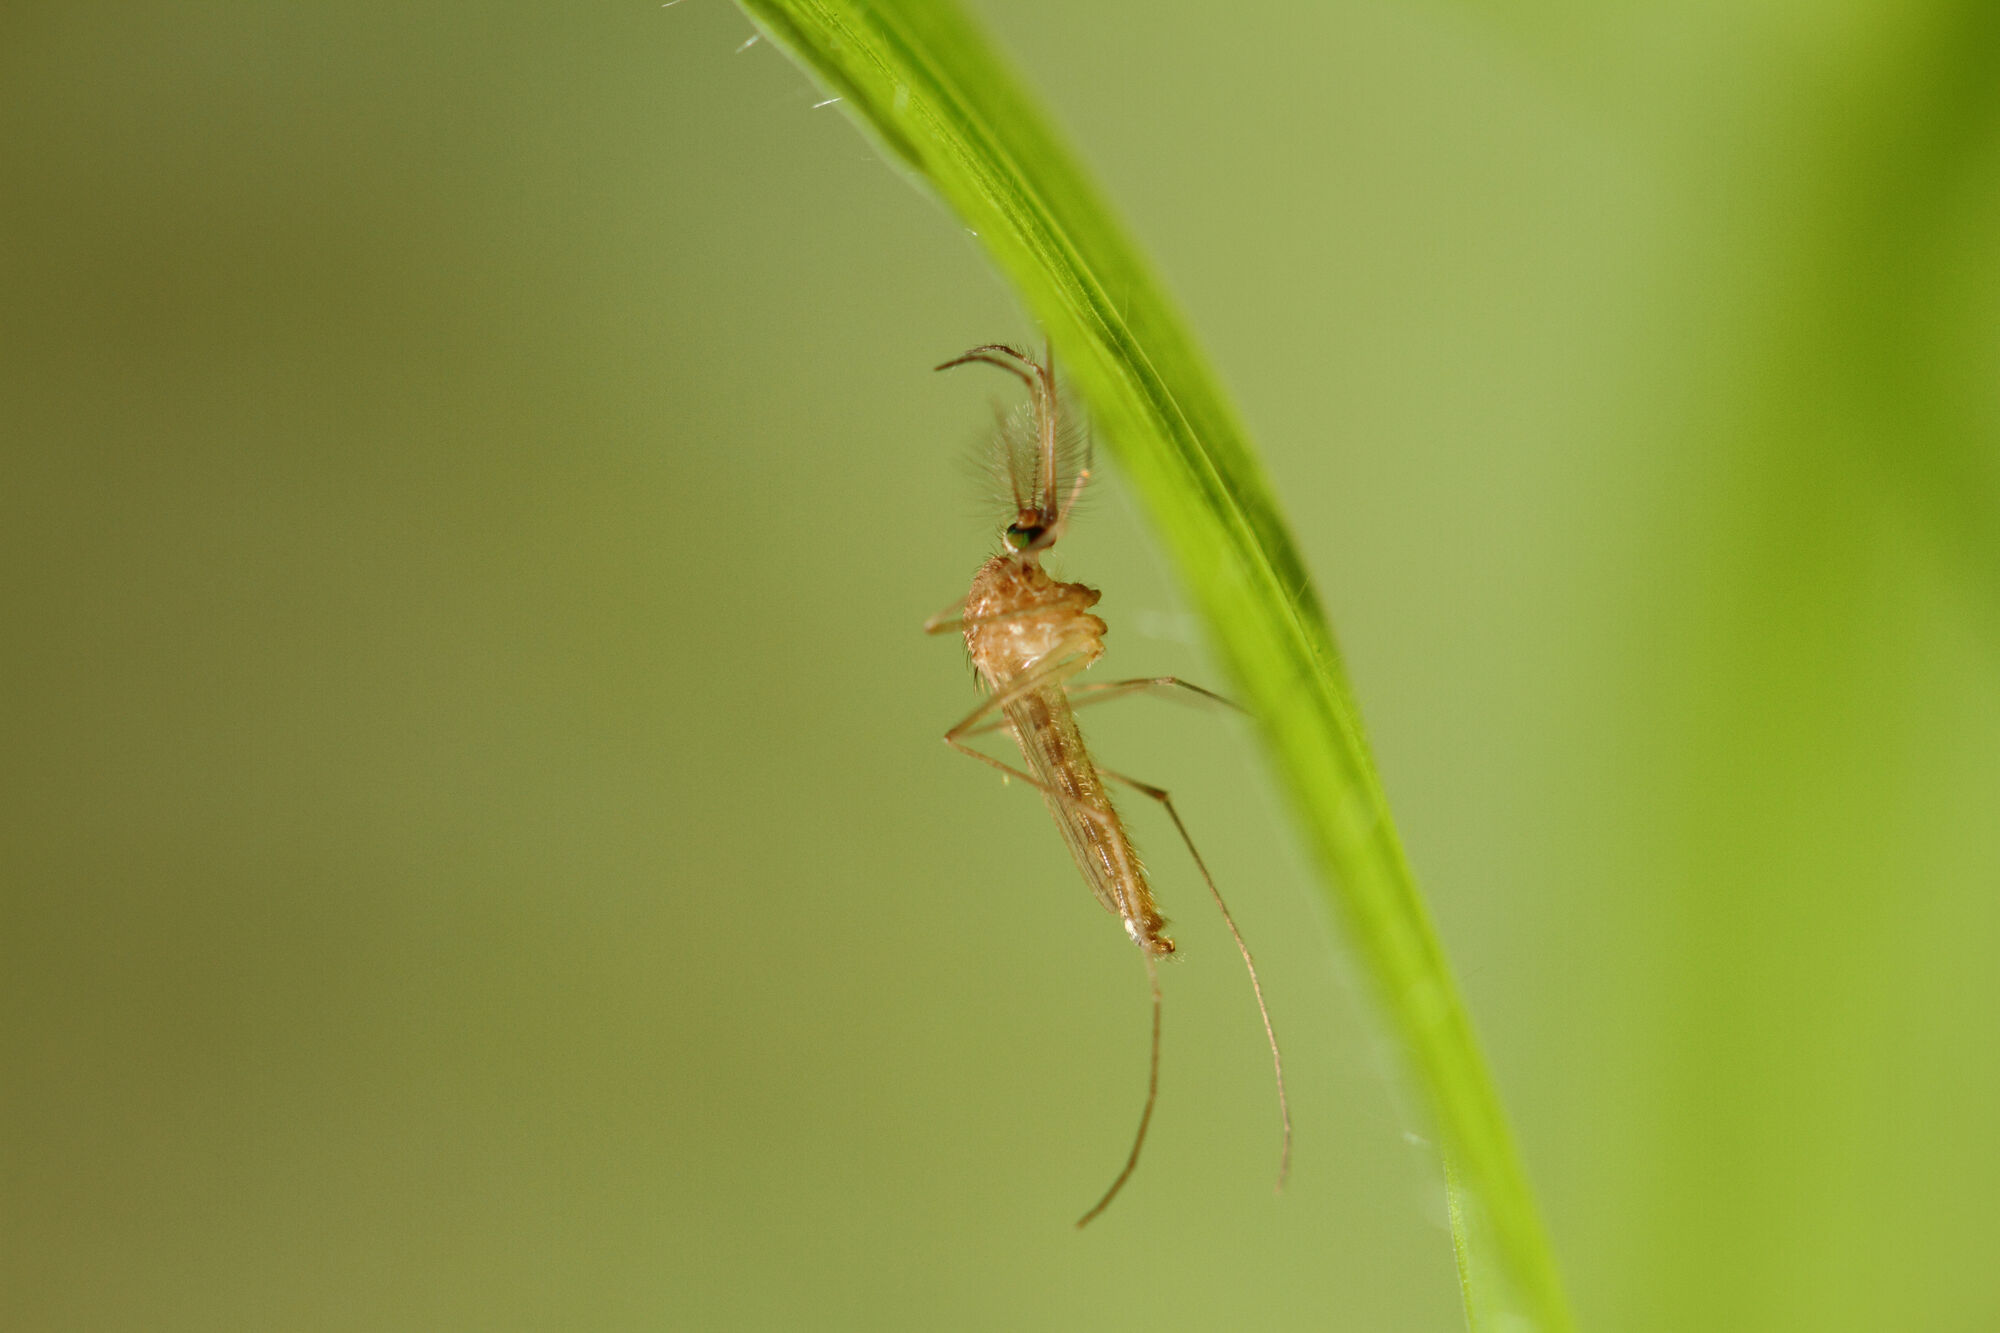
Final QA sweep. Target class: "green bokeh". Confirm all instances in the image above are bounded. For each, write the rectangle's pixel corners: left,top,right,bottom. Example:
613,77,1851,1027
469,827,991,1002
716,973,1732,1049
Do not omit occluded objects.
4,3,1996,1330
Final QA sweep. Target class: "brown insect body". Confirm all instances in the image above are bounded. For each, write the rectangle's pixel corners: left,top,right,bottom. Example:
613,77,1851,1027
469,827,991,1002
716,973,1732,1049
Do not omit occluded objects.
927,342,1285,1229
961,554,1175,957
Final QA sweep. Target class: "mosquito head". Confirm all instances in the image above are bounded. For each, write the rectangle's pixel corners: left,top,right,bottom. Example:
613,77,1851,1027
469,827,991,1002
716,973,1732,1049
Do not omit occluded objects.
937,341,1089,563
1003,507,1054,554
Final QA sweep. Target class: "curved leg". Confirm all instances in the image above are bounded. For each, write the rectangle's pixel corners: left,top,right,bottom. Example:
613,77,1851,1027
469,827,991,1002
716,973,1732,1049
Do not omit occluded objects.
1075,948,1161,1229
953,675,1238,741
1064,675,1241,714
1097,765,1292,1192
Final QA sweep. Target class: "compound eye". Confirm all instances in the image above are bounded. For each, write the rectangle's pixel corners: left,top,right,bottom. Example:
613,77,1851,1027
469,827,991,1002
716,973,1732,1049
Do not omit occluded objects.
1005,506,1050,552
1003,522,1046,551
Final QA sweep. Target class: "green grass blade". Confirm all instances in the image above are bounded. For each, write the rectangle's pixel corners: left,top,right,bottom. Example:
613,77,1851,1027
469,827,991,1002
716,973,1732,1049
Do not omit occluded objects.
734,3,1574,1327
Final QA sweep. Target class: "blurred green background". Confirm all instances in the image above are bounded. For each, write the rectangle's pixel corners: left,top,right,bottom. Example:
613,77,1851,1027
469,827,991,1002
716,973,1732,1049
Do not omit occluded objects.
5,2,1998,1329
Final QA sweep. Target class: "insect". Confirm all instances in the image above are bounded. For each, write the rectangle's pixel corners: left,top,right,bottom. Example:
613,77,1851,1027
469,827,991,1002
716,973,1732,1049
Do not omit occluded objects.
924,342,1290,1227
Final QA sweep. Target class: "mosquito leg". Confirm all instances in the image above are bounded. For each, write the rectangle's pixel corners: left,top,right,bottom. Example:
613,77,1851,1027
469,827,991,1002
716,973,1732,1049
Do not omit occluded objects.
940,726,1123,841
921,595,970,635
939,641,1143,921
1097,765,1292,1192
939,734,1056,795
1064,676,1243,714
955,676,1239,741
1075,947,1161,1229
936,652,1163,1226
938,630,1100,742
938,721,1133,847
942,729,1143,933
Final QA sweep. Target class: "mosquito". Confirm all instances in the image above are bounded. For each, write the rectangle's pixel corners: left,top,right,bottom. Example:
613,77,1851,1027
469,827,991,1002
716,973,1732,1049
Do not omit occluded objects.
924,342,1291,1227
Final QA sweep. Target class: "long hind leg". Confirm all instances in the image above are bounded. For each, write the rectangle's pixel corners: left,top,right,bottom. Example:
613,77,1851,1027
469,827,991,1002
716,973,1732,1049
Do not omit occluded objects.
1073,948,1161,1229
1097,765,1291,1191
